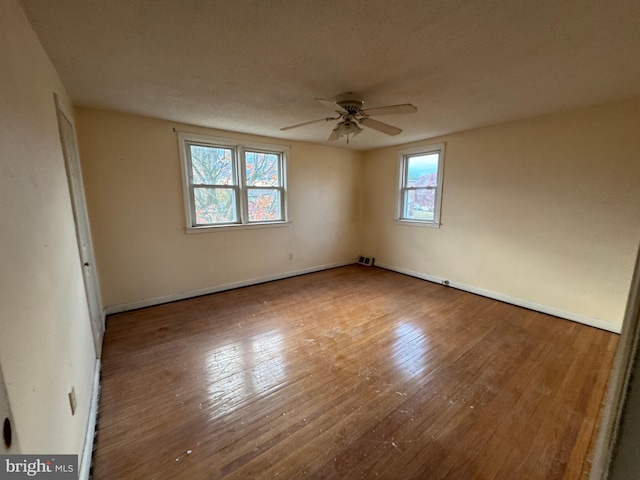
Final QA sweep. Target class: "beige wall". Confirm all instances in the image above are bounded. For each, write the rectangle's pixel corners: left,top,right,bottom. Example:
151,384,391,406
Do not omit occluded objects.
0,0,96,456
362,99,640,332
75,108,363,309
77,101,640,331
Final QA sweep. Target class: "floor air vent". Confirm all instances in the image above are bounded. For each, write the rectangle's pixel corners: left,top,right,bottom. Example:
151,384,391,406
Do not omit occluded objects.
357,256,374,266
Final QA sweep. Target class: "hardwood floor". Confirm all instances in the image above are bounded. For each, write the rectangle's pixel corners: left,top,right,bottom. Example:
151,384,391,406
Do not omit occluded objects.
92,265,618,479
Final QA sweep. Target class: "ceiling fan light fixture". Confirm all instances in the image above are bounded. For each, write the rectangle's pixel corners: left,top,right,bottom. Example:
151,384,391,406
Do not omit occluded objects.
337,120,363,137
330,119,363,144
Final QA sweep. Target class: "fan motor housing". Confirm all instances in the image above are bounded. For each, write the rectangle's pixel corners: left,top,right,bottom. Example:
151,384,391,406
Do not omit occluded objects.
334,92,364,114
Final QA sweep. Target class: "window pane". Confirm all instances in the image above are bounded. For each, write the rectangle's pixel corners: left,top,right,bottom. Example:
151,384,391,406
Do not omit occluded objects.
245,151,280,186
190,145,234,185
403,188,435,221
406,153,439,187
194,187,237,224
247,189,282,222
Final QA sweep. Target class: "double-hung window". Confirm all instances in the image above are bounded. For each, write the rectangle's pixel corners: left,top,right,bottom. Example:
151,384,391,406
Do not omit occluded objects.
397,143,445,226
178,133,287,230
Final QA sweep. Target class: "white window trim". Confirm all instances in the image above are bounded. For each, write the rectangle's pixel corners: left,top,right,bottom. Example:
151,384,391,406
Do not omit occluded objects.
178,132,289,232
396,143,445,227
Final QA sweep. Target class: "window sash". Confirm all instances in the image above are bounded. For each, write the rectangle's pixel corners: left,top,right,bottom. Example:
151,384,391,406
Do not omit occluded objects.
241,149,284,223
188,142,237,187
191,185,241,226
244,150,283,188
401,187,437,221
187,142,241,226
246,186,285,223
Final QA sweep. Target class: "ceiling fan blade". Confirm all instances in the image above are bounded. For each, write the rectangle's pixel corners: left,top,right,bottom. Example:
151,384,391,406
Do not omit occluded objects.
360,103,417,116
280,117,332,131
327,128,341,141
315,97,348,114
359,117,402,136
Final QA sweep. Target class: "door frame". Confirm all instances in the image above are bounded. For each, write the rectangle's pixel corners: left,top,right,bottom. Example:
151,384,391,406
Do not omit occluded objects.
589,242,640,479
54,94,104,357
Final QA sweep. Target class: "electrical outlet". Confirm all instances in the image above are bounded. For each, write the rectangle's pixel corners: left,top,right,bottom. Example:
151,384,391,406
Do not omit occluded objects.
68,387,76,416
289,253,293,260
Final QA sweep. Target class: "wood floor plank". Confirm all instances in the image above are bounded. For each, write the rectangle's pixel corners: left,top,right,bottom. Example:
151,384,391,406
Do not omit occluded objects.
92,265,617,479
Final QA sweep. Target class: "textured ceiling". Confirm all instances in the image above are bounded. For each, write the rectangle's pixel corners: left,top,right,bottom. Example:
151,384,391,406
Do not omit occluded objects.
20,0,640,150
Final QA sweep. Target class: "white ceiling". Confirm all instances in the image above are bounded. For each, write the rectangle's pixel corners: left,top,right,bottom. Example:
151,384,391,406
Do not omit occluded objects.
20,0,640,150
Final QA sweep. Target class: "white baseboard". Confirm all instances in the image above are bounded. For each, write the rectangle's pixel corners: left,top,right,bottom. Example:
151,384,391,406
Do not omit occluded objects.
79,359,100,480
104,261,353,315
376,262,621,334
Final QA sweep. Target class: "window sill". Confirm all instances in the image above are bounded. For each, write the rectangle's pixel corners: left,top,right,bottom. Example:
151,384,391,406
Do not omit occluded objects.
394,219,441,229
186,221,291,234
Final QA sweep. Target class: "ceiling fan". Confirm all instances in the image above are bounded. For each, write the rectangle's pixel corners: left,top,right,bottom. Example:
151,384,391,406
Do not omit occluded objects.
280,92,417,143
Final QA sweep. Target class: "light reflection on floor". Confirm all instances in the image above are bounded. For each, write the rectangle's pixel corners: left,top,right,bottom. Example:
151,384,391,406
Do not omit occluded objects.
393,322,428,378
204,330,285,417
250,331,285,392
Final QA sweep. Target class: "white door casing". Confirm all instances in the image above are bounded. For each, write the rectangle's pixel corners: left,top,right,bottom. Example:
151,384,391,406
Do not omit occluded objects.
54,95,104,357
